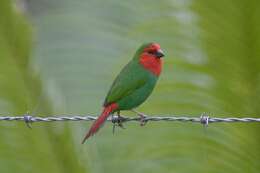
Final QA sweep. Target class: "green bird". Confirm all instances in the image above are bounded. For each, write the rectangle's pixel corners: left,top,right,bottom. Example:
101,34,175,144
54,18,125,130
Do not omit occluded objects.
82,42,164,143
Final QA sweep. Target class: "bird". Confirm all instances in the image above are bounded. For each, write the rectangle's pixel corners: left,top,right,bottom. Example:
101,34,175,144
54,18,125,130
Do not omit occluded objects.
82,42,164,143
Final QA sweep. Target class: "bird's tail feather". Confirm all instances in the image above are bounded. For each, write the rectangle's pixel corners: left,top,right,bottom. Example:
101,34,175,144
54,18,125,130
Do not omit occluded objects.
82,103,118,144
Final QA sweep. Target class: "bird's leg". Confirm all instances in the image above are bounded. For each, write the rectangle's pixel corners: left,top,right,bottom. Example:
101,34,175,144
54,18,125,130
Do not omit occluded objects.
132,109,148,126
112,113,116,134
117,111,125,129
112,111,125,134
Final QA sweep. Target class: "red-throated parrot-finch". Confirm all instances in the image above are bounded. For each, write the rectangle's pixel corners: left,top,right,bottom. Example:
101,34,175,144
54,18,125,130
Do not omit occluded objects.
82,43,164,143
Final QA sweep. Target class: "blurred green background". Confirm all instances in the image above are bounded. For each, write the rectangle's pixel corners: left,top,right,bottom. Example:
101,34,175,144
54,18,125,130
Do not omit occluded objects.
0,0,259,172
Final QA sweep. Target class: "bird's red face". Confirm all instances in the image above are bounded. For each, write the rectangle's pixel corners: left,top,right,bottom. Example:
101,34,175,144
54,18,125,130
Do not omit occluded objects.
139,43,164,76
142,43,165,59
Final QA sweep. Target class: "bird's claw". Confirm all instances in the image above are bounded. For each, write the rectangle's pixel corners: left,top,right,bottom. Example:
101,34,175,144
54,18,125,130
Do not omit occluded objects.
112,115,125,134
132,109,148,126
138,113,148,126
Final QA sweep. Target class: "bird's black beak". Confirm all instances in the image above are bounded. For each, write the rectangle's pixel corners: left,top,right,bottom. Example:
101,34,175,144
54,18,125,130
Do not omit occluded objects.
155,49,164,58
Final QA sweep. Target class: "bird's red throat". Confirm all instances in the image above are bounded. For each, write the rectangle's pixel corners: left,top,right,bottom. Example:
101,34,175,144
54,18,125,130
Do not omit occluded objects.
139,54,162,76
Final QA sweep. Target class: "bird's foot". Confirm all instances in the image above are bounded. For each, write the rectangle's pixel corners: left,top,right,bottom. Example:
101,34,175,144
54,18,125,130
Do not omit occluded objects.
132,109,148,126
112,112,125,134
139,113,147,126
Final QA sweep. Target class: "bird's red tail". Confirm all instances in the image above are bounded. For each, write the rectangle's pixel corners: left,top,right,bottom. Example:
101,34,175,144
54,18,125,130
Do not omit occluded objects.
82,103,118,143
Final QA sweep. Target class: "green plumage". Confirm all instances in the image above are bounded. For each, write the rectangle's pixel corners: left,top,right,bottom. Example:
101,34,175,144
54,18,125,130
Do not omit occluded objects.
104,43,159,111
82,43,163,142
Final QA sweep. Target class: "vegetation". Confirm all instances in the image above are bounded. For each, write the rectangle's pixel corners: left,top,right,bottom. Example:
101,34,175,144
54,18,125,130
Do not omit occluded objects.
0,0,259,172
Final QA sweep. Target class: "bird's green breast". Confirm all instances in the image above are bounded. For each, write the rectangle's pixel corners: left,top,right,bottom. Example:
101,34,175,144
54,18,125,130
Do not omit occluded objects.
117,63,158,110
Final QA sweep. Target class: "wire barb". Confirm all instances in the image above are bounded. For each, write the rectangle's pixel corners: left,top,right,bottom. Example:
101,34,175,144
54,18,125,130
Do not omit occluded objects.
200,113,209,126
24,114,33,129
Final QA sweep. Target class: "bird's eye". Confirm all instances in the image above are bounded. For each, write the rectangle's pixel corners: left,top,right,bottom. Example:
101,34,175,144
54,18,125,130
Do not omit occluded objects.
147,50,155,55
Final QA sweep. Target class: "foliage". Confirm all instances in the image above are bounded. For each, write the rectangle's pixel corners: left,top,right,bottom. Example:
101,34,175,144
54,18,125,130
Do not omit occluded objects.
0,0,259,172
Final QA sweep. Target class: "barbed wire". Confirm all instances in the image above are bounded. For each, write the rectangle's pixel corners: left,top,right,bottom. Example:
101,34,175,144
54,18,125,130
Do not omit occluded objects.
0,113,259,128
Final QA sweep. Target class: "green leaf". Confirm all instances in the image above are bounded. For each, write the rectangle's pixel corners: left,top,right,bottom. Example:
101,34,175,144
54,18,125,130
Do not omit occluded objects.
0,0,259,172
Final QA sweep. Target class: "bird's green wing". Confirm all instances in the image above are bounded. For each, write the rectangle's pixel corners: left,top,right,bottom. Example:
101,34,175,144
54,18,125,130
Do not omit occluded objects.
104,62,147,106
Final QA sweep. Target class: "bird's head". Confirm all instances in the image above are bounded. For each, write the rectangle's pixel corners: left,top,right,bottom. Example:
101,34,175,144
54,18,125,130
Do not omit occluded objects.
134,42,164,60
134,42,164,76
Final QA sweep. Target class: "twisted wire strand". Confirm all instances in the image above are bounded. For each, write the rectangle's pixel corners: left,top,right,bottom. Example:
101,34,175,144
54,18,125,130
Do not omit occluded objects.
0,114,259,126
